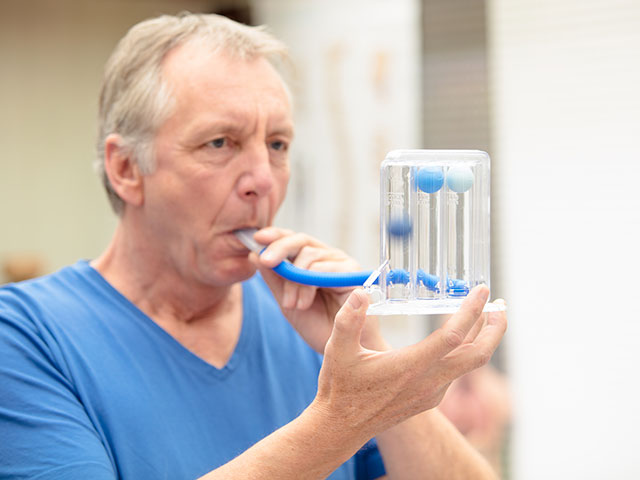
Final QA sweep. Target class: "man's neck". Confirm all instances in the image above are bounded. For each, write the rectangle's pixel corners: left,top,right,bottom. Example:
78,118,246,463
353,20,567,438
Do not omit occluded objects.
91,223,244,368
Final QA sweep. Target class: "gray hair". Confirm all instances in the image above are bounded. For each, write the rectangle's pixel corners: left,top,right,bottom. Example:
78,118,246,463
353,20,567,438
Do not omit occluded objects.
95,12,290,214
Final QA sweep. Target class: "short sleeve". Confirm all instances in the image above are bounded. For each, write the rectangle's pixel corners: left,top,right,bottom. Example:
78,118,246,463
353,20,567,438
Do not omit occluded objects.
0,305,116,479
354,438,386,480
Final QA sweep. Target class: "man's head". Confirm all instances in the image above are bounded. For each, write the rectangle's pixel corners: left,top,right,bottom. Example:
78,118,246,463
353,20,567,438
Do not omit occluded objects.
97,13,294,286
96,12,290,215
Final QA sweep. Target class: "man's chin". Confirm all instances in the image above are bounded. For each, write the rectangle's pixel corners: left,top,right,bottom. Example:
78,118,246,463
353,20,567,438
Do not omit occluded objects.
214,257,257,285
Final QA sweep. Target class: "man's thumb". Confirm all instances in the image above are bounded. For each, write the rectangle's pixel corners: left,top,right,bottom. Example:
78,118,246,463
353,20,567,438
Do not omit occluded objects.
328,289,369,353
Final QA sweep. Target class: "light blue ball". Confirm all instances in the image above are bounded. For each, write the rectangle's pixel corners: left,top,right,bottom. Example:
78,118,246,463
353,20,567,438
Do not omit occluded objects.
416,166,444,193
446,166,474,193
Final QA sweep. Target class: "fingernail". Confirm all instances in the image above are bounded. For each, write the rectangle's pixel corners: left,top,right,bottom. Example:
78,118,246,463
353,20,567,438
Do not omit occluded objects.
260,250,274,263
348,291,362,309
474,284,490,301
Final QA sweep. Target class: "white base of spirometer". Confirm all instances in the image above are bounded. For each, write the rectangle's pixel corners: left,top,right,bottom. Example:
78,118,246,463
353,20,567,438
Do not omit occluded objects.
366,299,506,316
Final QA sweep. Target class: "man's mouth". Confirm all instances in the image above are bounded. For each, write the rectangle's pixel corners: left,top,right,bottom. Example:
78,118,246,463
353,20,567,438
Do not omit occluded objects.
221,226,262,254
231,227,263,254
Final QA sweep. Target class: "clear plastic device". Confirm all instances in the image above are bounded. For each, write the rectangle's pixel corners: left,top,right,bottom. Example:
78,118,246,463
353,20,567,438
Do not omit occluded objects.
367,149,503,315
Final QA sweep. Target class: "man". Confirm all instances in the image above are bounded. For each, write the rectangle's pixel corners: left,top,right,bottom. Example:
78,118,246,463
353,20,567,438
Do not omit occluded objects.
0,13,507,479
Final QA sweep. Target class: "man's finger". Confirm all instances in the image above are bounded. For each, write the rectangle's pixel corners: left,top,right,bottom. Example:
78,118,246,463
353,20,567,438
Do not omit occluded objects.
258,233,325,268
253,226,294,244
281,279,299,310
438,308,507,380
295,285,318,310
462,312,486,344
421,284,490,362
326,289,369,354
249,252,286,301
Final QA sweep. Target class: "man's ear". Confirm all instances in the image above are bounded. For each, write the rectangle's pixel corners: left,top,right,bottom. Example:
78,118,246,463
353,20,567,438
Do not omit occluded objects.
103,133,144,208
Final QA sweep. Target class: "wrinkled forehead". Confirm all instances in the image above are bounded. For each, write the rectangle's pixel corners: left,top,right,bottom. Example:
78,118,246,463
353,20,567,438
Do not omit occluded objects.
155,41,293,137
161,39,292,109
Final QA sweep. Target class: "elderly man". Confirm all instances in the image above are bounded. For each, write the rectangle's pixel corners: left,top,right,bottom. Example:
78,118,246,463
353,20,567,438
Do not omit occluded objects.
0,13,506,479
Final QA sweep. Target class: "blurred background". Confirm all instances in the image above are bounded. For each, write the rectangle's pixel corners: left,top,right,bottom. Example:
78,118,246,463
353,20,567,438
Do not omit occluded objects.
1,0,639,478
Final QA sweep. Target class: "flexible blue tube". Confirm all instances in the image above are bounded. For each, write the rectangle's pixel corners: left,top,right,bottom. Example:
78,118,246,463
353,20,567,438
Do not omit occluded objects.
272,261,374,287
232,228,445,290
271,262,443,291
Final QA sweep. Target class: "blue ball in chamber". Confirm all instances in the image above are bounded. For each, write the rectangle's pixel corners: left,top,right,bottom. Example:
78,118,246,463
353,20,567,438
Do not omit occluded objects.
446,166,475,193
417,166,444,193
387,213,412,238
447,278,469,296
387,269,410,285
417,269,440,291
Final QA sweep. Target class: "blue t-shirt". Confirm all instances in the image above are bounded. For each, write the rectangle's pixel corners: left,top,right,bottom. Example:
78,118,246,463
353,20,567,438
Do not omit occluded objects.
0,261,385,479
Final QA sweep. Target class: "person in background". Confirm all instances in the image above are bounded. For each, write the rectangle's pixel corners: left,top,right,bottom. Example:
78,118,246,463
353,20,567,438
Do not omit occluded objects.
440,365,512,477
0,13,507,479
2,254,45,283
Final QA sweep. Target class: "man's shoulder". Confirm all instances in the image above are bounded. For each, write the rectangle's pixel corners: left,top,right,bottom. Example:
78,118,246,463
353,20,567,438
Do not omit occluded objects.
2,259,91,298
0,260,106,329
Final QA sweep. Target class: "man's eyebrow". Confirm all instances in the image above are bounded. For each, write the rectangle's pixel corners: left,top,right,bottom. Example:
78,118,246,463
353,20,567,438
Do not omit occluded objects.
189,118,245,139
269,125,294,138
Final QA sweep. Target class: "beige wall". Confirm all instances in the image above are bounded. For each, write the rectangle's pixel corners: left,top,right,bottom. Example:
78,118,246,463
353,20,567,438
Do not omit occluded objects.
0,0,215,281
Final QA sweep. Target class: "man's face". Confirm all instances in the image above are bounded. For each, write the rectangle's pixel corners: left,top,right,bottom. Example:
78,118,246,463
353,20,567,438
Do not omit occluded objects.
140,43,293,286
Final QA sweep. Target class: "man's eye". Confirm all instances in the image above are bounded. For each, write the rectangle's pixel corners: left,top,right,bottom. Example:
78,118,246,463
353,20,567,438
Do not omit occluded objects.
209,138,226,148
270,140,287,151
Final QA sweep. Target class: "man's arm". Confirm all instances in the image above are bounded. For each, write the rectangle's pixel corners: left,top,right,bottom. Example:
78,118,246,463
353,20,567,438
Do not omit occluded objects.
201,288,506,479
376,408,497,479
199,405,367,479
375,302,507,479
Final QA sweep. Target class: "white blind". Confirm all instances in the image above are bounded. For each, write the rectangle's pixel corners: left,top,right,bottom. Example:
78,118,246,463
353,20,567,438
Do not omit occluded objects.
489,0,640,478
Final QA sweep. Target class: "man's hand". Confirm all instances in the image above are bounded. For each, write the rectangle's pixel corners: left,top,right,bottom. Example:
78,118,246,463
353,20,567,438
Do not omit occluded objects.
311,286,507,443
249,227,387,353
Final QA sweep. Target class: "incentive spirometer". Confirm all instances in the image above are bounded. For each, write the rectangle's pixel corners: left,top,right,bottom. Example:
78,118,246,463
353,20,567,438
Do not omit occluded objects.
235,149,504,316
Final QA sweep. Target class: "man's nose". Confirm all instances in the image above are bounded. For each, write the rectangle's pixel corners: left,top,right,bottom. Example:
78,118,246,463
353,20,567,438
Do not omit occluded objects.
236,145,275,200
